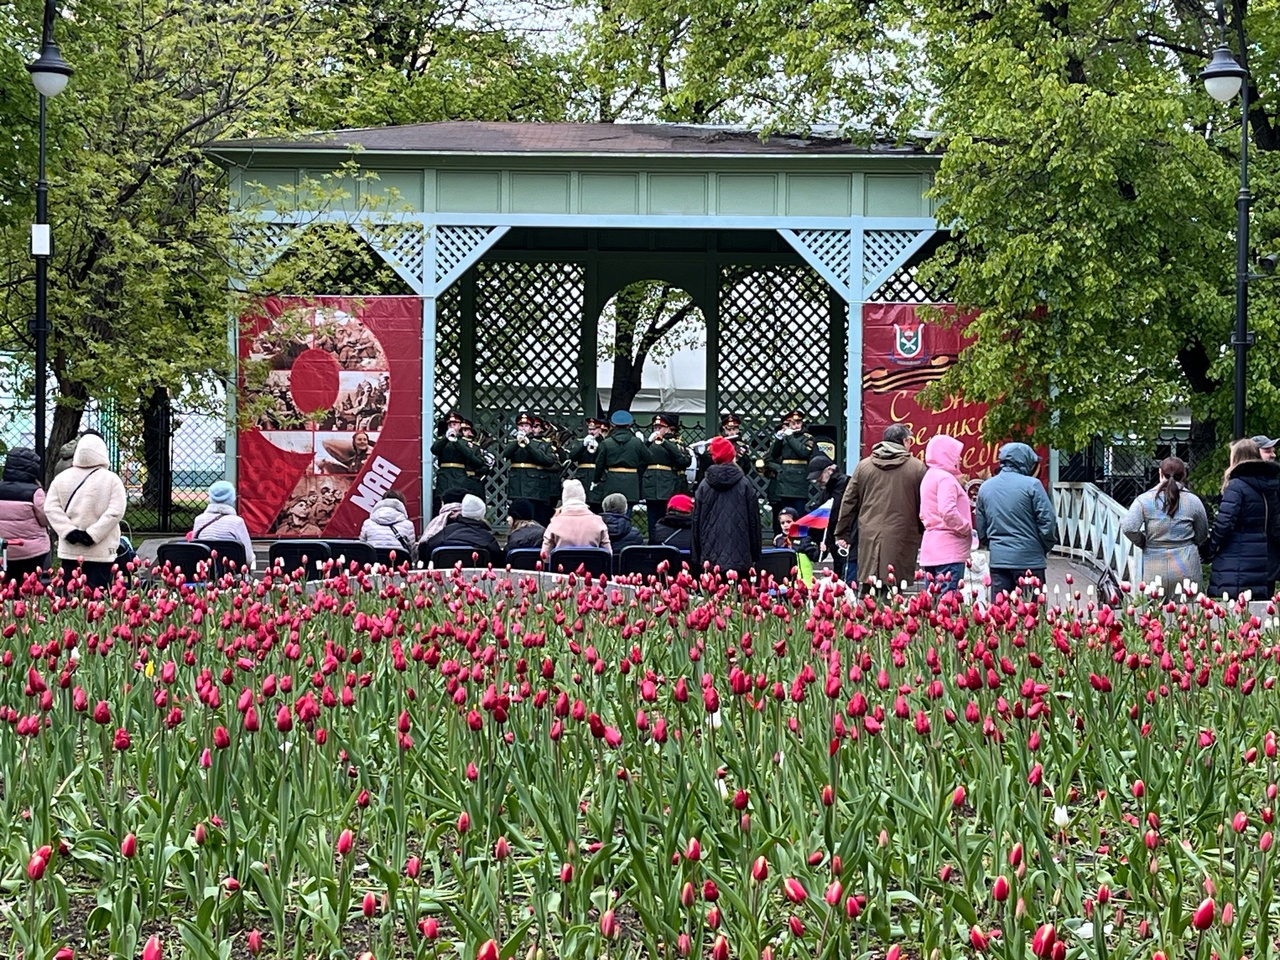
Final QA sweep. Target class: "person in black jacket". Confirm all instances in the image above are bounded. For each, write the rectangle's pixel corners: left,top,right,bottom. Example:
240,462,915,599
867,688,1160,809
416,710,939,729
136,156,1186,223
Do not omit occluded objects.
504,499,546,554
601,493,644,551
807,453,855,582
421,494,501,565
692,436,762,580
1207,438,1280,599
652,493,694,551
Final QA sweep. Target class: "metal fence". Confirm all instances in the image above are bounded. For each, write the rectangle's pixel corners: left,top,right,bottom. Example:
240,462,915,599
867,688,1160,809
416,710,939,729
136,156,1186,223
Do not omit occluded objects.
1057,427,1222,509
0,369,228,534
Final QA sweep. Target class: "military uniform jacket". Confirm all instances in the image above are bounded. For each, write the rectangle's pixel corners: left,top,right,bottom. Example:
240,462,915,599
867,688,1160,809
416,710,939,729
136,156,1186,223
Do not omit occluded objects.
564,440,602,504
432,436,489,496
535,440,563,504
642,438,692,500
593,430,652,503
502,438,560,501
768,432,817,499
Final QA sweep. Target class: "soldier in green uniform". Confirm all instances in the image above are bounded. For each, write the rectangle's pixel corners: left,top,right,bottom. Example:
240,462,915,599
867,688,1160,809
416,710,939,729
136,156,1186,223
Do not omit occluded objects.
563,416,608,510
768,409,817,532
594,410,651,508
696,413,755,485
502,412,560,525
459,418,494,498
532,417,564,519
431,412,490,513
642,412,692,541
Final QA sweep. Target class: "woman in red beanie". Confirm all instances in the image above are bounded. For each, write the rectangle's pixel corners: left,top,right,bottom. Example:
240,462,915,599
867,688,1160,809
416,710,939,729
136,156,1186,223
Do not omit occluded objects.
691,436,762,580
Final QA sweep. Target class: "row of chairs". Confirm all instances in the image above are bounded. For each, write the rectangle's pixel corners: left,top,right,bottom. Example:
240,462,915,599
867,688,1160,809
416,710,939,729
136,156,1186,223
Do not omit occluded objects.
153,538,800,583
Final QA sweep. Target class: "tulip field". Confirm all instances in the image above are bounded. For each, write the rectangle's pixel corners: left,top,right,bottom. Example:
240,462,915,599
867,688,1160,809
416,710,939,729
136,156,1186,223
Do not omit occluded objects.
1,561,1279,960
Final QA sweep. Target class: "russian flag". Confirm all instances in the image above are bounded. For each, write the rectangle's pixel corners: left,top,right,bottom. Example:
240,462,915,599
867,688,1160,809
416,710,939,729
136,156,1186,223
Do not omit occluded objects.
787,498,833,537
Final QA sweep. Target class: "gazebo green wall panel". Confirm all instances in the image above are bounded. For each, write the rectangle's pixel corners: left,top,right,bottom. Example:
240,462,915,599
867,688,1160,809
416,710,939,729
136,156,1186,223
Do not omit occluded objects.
210,123,943,519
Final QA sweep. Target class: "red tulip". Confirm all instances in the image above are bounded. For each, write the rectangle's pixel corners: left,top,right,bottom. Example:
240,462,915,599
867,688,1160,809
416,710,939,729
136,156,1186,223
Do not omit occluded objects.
711,935,729,960
703,879,720,902
494,836,510,861
970,925,990,951
55,948,74,960
121,833,137,859
886,946,902,960
782,877,807,903
457,811,471,834
1132,779,1144,799
821,784,835,806
27,852,47,881
213,726,231,749
1031,923,1056,957
420,918,439,940
752,855,769,883
952,785,966,807
113,728,131,751
336,829,354,857
92,701,111,725
1008,842,1023,867
142,936,163,960
1262,831,1274,852
275,705,292,732
406,856,421,879
247,930,263,956
600,908,618,939
788,915,804,937
243,707,259,733
681,881,696,907
824,880,842,905
993,875,1010,902
362,891,376,917
559,862,573,883
685,836,701,861
1192,897,1215,930
1232,811,1248,833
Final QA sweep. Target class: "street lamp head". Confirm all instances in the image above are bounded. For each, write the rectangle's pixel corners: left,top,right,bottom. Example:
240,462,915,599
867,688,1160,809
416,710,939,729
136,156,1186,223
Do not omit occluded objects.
27,41,73,99
1201,44,1247,103
1259,253,1279,277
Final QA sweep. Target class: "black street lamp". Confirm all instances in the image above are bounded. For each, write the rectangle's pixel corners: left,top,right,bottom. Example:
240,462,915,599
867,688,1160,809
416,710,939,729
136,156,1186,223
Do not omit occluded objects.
1201,43,1252,440
26,0,73,474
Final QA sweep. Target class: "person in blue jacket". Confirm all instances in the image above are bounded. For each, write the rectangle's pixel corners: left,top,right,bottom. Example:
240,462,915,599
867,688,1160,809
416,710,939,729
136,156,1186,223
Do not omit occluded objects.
975,443,1056,599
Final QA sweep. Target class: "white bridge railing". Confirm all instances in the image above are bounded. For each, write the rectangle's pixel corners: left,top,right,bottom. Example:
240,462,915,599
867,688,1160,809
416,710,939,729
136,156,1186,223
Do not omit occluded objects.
1051,482,1142,585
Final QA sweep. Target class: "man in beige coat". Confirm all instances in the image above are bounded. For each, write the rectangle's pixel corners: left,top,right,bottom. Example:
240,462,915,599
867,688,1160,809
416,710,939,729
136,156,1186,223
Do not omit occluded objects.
834,424,927,590
44,433,127,591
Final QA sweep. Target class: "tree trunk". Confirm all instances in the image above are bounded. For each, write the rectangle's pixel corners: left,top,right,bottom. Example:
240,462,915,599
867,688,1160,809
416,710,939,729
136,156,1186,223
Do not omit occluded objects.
46,399,85,488
142,388,172,524
609,286,642,413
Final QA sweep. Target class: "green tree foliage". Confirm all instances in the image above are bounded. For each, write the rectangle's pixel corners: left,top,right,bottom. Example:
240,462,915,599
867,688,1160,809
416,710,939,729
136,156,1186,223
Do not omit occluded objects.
0,0,571,477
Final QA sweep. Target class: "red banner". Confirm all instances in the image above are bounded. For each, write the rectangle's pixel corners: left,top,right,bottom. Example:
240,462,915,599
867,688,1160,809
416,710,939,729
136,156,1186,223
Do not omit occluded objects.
238,296,422,537
862,304,1036,483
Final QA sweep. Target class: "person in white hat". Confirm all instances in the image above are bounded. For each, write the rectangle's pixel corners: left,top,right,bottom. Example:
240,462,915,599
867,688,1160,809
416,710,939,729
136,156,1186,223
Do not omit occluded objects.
187,481,256,571
419,493,501,563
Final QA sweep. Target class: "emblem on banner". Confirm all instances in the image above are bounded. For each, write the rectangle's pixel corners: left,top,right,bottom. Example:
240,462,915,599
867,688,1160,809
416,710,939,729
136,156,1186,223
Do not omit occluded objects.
893,320,925,361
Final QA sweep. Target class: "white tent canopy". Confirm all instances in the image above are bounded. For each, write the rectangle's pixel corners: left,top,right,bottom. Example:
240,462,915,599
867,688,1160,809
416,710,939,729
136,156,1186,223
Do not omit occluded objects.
596,345,707,415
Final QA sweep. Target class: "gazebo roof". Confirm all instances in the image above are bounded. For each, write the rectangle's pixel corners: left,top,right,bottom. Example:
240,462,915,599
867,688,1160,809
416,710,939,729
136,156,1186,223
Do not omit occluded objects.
210,121,931,160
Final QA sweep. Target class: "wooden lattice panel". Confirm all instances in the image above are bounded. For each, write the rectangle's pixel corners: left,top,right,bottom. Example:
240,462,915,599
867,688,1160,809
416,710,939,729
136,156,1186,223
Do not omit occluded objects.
471,262,586,512
866,263,952,303
359,223,426,290
435,227,502,287
718,265,842,498
434,284,463,425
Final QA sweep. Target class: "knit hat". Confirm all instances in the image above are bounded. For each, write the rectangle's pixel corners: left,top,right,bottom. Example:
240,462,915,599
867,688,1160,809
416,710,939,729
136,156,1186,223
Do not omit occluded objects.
806,453,836,482
710,436,736,464
562,479,587,506
667,493,694,514
460,494,486,519
209,481,236,505
509,498,537,521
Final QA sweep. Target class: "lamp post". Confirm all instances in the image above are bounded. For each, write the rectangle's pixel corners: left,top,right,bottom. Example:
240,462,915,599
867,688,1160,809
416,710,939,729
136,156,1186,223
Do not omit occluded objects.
26,0,73,474
1201,43,1251,440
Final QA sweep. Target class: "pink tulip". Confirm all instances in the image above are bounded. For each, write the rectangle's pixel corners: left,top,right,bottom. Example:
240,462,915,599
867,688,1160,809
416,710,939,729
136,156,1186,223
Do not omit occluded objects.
247,930,263,956
121,834,137,859
1192,898,1215,930
336,829,354,857
142,936,163,960
1031,923,1056,957
782,877,807,903
600,908,618,939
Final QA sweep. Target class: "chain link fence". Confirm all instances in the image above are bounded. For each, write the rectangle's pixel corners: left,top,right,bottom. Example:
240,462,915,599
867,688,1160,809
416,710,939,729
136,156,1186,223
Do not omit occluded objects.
0,358,227,535
1057,424,1223,509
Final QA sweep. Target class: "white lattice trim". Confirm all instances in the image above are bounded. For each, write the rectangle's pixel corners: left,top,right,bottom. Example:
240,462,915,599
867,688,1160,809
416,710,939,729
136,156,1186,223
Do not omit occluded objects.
863,229,933,295
230,222,298,283
355,223,427,293
434,226,508,293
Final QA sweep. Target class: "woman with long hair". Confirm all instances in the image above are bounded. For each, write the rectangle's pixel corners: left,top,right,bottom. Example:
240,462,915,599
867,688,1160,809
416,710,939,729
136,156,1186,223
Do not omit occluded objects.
1206,439,1280,600
1121,457,1209,593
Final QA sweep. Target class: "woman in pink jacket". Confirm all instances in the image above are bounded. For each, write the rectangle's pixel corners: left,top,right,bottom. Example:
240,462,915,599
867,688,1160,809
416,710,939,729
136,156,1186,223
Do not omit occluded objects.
0,447,51,581
542,480,611,556
918,434,972,594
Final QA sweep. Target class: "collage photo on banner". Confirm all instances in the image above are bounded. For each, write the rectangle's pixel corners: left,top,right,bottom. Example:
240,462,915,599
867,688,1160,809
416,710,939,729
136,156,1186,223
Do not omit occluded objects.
238,297,423,538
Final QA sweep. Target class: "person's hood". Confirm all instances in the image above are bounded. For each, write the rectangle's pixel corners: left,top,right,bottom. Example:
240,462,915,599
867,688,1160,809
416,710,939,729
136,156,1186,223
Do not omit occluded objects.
603,513,634,537
658,511,693,529
370,499,409,524
2,447,41,484
871,441,912,468
706,463,745,490
606,430,633,446
1232,459,1280,487
997,442,1040,476
925,435,963,475
72,434,111,469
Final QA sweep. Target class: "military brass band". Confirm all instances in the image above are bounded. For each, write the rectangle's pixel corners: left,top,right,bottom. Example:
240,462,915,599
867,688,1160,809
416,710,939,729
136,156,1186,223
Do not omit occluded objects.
433,408,820,536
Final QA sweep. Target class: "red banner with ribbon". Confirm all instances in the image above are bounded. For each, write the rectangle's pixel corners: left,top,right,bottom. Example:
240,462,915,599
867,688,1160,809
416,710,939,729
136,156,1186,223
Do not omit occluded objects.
861,304,1042,484
238,296,422,537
